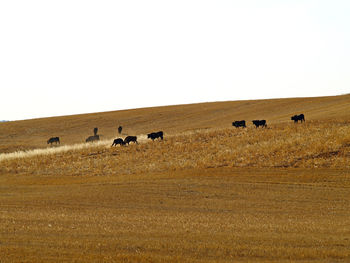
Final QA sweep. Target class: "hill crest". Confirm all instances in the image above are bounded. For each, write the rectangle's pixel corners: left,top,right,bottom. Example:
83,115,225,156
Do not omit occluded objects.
0,94,349,153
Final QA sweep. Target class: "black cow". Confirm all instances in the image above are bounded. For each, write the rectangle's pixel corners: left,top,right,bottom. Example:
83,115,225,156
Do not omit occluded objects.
47,137,60,145
232,120,246,128
118,126,123,134
252,120,267,128
124,136,138,145
86,135,100,142
147,131,164,141
112,138,125,146
291,114,305,123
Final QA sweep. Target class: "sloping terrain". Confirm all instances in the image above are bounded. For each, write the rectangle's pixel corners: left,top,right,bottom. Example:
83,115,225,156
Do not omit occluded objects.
1,94,350,153
1,94,350,262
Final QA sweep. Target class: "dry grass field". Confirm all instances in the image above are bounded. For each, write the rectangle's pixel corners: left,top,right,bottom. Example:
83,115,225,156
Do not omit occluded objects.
1,94,350,153
1,94,350,262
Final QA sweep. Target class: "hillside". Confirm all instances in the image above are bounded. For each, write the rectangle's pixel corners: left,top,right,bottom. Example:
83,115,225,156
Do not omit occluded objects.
1,94,350,153
1,95,350,262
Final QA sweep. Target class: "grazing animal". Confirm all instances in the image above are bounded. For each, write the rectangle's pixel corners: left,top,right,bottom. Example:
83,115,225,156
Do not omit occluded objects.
118,126,123,134
291,114,305,123
232,120,246,128
86,135,100,143
112,138,125,146
252,120,267,128
147,131,164,141
47,137,60,145
124,136,138,145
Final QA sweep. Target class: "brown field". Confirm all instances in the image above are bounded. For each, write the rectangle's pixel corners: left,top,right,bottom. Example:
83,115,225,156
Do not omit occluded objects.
1,94,350,262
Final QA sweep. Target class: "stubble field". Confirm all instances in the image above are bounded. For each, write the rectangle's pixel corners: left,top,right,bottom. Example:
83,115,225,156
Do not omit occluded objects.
1,95,350,262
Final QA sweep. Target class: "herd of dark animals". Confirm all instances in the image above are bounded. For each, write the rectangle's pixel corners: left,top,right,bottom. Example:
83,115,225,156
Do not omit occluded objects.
232,114,305,128
47,114,305,146
111,132,163,147
47,126,163,147
232,119,267,128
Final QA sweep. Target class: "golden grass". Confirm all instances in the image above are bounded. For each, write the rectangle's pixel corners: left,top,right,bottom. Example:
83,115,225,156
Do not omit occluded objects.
1,94,350,153
2,120,350,177
1,168,350,262
1,95,350,262
0,139,109,162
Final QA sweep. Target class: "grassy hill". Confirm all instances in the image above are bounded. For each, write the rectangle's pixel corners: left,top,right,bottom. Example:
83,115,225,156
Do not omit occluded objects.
1,94,350,262
1,94,350,153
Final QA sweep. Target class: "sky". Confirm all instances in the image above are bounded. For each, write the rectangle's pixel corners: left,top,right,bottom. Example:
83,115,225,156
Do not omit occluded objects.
1,0,349,121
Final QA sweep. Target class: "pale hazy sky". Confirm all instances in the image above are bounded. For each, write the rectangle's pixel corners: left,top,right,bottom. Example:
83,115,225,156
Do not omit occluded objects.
1,0,349,120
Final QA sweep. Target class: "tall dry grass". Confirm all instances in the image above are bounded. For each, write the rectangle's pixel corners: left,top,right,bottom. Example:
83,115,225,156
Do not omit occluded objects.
1,94,350,154
2,120,350,176
2,119,350,262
